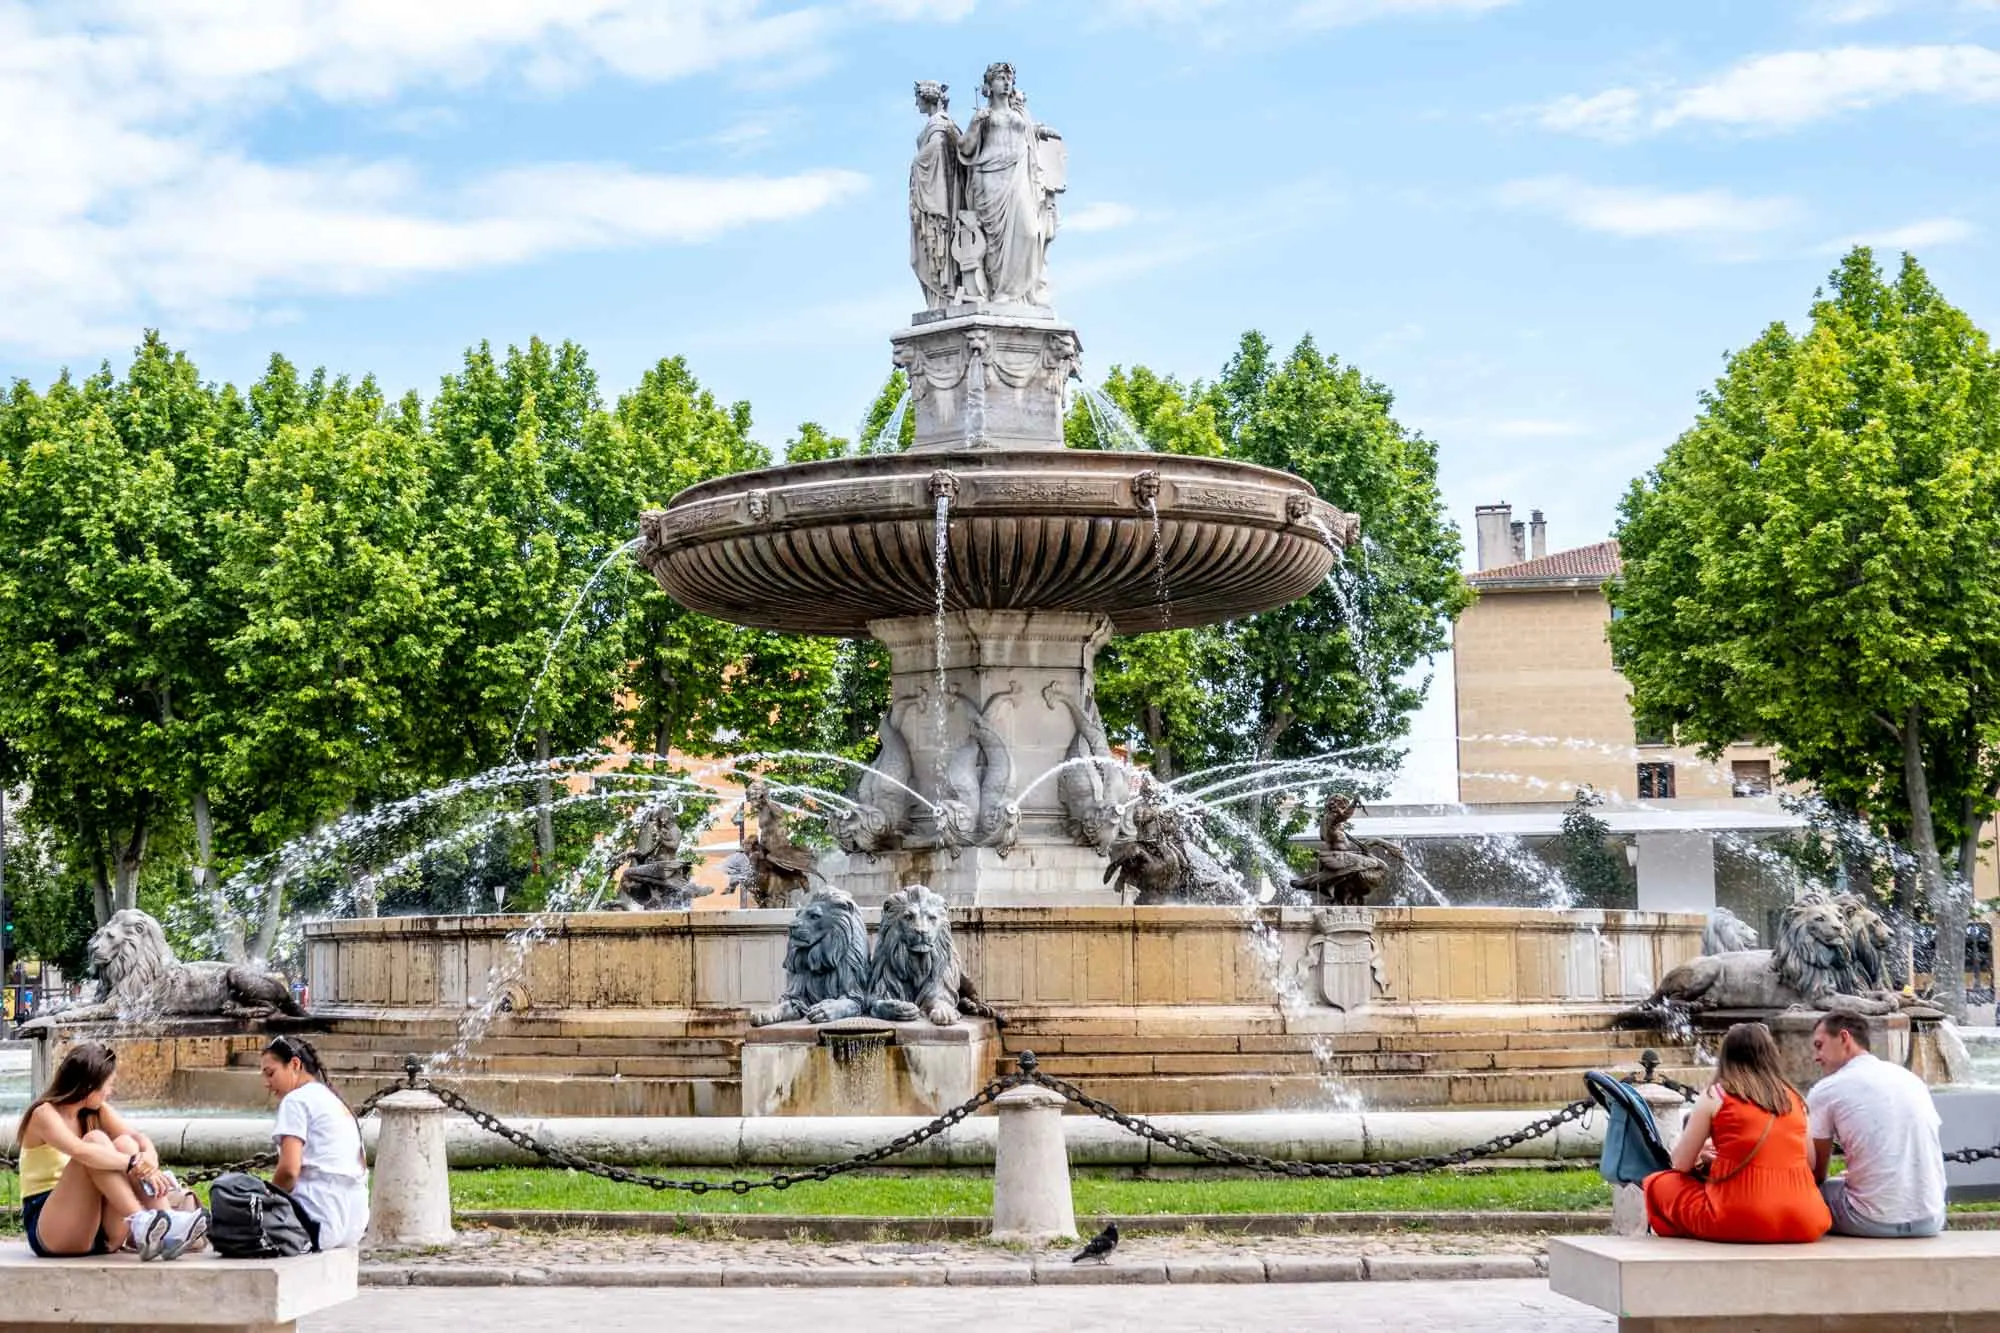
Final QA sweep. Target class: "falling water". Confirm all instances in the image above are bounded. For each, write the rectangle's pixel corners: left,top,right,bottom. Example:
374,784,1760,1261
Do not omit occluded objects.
931,488,953,776
864,388,912,454
1143,496,1172,630
508,538,642,759
1076,385,1152,451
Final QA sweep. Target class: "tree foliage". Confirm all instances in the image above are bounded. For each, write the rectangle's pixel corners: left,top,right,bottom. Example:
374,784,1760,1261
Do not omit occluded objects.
1608,249,2000,1015
1080,334,1471,803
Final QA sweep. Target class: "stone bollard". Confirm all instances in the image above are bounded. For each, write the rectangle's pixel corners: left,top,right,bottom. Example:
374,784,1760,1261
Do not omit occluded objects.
1611,1081,1695,1237
990,1084,1078,1244
366,1088,454,1247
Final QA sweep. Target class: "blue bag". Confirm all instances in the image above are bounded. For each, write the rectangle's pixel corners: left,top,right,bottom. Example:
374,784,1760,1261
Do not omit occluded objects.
1585,1070,1673,1186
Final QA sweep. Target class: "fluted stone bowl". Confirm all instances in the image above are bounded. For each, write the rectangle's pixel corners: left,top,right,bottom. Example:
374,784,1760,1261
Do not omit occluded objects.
639,450,1357,636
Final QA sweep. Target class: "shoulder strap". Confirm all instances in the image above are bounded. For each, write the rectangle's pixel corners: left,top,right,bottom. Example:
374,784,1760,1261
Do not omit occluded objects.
1705,1106,1776,1184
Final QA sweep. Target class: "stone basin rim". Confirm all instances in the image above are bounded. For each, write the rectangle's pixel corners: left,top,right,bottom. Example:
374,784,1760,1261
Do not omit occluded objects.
656,446,1341,510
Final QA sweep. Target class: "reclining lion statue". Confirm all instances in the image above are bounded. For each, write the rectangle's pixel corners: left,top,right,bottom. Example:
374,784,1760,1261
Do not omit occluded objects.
750,887,871,1026
38,909,303,1024
1647,894,1898,1017
864,884,996,1026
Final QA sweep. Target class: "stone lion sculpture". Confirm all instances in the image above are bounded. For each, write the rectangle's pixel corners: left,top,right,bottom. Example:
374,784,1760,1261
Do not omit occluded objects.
750,887,871,1026
863,883,996,1026
47,909,303,1023
1833,892,1896,993
1702,905,1760,956
1647,894,1897,1016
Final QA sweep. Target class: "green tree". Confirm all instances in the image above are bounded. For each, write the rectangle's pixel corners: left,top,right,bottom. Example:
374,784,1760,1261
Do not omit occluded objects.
1609,249,2000,1016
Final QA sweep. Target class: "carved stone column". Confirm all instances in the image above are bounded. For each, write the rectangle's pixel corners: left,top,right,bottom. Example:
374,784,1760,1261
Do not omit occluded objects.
891,312,1080,452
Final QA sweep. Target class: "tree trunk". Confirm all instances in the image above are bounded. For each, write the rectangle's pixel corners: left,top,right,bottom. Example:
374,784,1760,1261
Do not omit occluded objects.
252,875,284,964
535,728,556,868
191,787,245,962
89,847,112,927
1902,704,1966,1018
1238,705,1294,890
112,821,146,914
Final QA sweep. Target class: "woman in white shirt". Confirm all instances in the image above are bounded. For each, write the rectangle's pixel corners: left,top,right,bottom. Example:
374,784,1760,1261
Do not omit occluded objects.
259,1036,369,1249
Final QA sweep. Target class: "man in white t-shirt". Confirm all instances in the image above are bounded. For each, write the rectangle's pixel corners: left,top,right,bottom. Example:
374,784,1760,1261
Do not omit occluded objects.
1807,1011,1946,1237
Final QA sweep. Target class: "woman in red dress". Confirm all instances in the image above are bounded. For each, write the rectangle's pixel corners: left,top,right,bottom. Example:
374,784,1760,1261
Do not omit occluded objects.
1644,1021,1832,1243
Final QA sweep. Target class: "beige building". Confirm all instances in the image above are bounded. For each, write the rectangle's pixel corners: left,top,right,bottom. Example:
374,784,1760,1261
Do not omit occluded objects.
1449,502,1997,904
1454,502,1776,809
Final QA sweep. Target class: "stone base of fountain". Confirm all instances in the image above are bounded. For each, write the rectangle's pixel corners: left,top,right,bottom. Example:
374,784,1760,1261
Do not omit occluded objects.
742,1015,1000,1117
268,907,1714,1118
26,1016,318,1107
829,844,1118,908
1695,1009,1913,1093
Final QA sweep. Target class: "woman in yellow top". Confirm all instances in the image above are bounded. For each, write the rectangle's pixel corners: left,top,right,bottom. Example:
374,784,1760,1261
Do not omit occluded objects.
15,1043,207,1260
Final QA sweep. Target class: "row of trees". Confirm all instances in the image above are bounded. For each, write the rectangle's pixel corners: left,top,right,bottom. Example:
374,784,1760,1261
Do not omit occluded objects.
1611,248,2000,1016
0,329,1469,969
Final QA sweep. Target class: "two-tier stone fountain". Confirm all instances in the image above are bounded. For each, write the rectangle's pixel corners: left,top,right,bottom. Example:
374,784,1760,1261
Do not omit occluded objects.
293,65,1709,1122
641,62,1355,907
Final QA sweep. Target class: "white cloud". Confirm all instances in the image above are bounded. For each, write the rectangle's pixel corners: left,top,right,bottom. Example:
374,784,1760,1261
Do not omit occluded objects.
0,1,941,355
1818,216,1978,252
1063,201,1140,233
1811,0,1903,21
1496,177,1799,240
1106,0,1512,25
1541,44,2000,138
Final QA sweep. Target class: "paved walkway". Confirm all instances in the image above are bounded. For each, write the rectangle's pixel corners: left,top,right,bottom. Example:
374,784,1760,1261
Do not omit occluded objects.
305,1280,1615,1331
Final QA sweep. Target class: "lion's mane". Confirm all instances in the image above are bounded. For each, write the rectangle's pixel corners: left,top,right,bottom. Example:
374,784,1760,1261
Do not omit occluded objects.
751,888,870,1026
54,909,301,1023
866,884,993,1026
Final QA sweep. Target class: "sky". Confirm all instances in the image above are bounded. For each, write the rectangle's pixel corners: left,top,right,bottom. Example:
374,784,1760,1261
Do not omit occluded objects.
5,0,1999,800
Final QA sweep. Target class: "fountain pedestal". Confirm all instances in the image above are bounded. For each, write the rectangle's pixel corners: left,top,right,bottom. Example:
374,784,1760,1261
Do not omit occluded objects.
890,309,1079,452
741,1016,999,1117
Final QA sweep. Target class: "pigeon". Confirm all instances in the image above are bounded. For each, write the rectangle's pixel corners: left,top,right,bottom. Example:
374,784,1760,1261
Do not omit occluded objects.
1071,1222,1119,1264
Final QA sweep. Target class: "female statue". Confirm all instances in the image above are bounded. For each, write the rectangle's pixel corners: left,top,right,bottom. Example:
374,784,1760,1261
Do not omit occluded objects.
953,62,1062,306
908,80,961,311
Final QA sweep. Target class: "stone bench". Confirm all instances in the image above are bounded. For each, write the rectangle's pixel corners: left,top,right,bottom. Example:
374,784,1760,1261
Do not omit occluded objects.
1550,1232,2000,1332
0,1243,357,1332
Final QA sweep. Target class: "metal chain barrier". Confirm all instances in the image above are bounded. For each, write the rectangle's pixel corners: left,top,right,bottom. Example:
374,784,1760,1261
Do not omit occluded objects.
10,1045,2000,1186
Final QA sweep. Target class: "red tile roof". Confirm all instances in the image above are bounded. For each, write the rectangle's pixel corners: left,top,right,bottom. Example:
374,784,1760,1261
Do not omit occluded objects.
1468,539,1623,587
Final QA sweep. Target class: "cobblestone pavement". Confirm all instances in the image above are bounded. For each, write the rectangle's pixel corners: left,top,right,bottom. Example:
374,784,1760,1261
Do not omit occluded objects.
364,1225,1554,1286
307,1280,1615,1332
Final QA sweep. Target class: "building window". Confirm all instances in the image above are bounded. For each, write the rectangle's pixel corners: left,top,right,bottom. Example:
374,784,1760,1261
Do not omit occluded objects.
1637,762,1676,799
1731,760,1772,797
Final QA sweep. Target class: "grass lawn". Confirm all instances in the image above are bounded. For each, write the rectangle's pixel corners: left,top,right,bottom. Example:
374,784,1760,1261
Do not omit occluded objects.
445,1166,1617,1216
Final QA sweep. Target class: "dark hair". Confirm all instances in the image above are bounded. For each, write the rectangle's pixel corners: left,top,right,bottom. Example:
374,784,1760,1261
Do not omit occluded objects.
1714,1021,1803,1117
1814,1011,1873,1051
17,1042,116,1145
263,1035,352,1116
263,1035,329,1082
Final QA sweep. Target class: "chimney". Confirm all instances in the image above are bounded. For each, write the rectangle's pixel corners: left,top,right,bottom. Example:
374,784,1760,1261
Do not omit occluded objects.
1509,519,1526,564
1474,503,1514,571
1530,509,1547,559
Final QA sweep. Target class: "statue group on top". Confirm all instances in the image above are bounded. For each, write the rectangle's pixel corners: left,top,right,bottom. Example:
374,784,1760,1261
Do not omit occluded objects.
910,64,1066,310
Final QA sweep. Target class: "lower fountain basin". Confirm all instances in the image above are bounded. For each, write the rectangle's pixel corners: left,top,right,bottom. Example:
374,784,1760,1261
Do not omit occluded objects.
639,450,1356,636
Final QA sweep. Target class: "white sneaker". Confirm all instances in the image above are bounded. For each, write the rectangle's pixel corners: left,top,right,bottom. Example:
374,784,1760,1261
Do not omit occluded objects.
160,1208,209,1261
126,1210,171,1261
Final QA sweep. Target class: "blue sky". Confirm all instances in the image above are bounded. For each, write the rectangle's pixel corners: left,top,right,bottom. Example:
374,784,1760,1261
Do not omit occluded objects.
5,0,1998,798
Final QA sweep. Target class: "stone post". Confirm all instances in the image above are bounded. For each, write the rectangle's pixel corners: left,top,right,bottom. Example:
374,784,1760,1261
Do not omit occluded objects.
366,1089,454,1247
1611,1081,1694,1237
989,1084,1077,1244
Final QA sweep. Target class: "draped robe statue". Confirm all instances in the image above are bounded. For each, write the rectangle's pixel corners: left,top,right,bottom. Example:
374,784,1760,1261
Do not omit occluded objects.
909,81,961,311
954,62,1062,306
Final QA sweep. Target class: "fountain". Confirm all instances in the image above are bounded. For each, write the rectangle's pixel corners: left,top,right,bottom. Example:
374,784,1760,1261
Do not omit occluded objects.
27,65,1718,1121
637,65,1354,907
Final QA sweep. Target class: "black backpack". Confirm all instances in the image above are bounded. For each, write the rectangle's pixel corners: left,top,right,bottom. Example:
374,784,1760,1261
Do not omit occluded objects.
207,1172,313,1258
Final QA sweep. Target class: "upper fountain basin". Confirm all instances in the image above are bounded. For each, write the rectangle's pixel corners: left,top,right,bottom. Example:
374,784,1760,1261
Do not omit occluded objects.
639,449,1358,637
